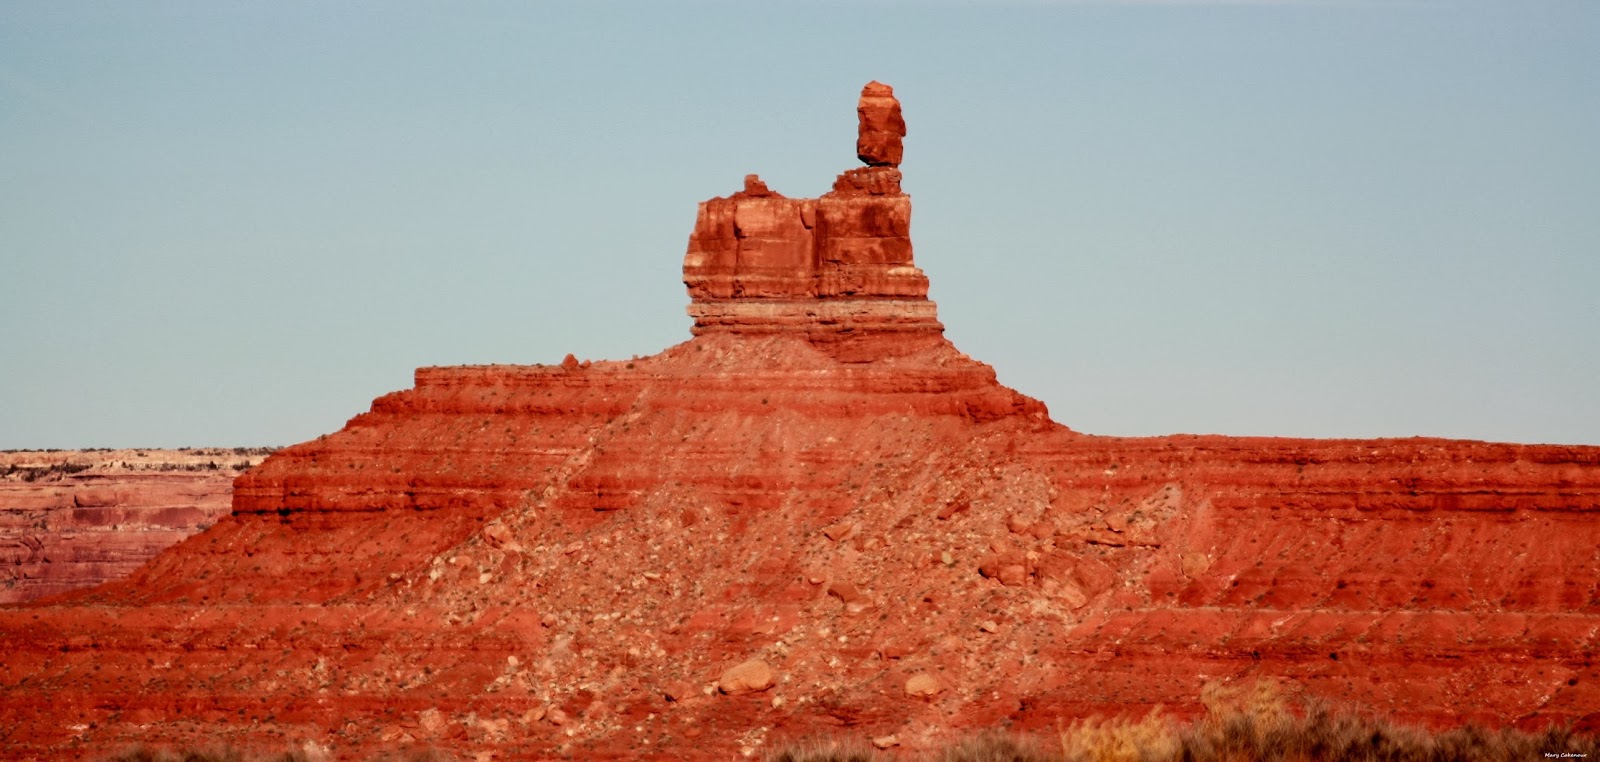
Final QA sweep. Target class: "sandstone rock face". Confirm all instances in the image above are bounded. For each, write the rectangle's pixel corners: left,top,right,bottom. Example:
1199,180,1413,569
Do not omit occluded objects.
0,449,270,603
1,84,1598,760
856,80,906,167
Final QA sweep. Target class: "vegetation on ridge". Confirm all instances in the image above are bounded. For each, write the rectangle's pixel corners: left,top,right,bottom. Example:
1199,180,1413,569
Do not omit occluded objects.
0,446,280,481
94,684,1598,762
768,682,1598,762
102,747,453,762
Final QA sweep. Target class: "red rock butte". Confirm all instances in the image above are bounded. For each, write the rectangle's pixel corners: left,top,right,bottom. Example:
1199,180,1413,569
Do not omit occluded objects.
2,83,1598,760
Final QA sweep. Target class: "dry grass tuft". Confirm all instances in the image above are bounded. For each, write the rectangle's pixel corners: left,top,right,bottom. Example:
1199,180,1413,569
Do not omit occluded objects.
1059,709,1180,762
103,747,254,762
1174,680,1597,762
936,730,1058,761
764,737,879,762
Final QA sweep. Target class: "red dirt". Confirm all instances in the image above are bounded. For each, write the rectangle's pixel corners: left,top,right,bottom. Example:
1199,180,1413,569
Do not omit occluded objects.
1,83,1596,760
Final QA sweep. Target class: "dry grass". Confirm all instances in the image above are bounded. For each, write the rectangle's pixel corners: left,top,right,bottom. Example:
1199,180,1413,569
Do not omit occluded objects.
766,680,1599,762
936,731,1059,761
101,747,454,762
95,686,1599,762
765,737,880,762
1059,709,1180,762
1164,680,1595,762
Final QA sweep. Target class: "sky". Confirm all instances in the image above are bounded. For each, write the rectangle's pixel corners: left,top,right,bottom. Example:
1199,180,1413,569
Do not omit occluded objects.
1,1,1596,449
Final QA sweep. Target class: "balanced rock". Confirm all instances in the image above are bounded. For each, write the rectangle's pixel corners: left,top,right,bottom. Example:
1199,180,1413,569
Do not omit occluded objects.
856,80,906,167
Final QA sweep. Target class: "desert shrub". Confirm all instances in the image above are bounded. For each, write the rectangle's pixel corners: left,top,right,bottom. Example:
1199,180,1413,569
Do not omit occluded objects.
1174,680,1600,762
764,731,1055,762
1060,710,1179,762
938,731,1058,762
368,750,458,762
103,746,249,762
102,747,454,762
764,737,878,762
3,461,92,482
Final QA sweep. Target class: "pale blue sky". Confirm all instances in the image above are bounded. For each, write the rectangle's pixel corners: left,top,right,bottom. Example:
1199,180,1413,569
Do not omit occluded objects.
2,1,1596,448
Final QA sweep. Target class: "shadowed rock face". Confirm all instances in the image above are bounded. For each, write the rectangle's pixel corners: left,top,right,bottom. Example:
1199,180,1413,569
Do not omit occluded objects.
1,84,1598,761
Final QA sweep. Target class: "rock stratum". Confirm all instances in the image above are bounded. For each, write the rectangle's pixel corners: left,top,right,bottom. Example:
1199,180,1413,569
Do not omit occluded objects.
0,449,272,605
2,83,1598,760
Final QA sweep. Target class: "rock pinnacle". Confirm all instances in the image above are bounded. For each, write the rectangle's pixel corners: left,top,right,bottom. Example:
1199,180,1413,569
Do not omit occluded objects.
856,81,906,168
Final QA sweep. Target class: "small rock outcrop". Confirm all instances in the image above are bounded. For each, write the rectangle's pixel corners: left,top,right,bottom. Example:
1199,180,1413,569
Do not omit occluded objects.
905,672,942,699
718,659,775,695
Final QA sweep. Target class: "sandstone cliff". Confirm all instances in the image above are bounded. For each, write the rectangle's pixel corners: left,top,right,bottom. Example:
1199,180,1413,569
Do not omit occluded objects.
1,83,1596,760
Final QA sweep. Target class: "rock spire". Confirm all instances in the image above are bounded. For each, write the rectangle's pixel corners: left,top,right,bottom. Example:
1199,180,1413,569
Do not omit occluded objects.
682,82,939,354
856,80,906,168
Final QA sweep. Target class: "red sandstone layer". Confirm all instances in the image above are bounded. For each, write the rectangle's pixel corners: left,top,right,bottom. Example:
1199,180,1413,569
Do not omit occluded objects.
0,449,272,604
1,335,1594,759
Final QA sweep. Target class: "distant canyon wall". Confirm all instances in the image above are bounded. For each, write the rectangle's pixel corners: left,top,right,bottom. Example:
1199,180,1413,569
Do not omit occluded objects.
0,449,272,604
